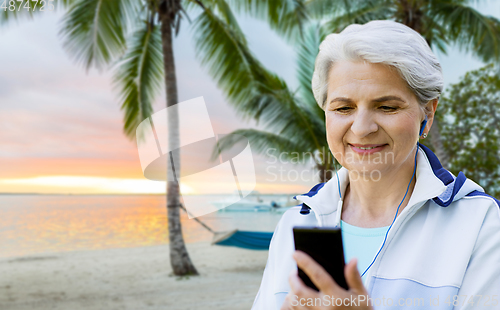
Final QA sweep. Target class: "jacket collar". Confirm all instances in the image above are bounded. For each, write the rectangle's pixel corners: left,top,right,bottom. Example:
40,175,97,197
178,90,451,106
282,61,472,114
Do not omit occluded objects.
294,144,482,226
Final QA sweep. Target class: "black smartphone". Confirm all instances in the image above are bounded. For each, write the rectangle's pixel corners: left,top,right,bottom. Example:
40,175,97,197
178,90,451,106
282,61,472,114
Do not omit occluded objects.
293,226,348,291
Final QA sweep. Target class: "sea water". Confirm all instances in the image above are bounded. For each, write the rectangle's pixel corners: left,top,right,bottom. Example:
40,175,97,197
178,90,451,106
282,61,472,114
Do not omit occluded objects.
0,194,291,258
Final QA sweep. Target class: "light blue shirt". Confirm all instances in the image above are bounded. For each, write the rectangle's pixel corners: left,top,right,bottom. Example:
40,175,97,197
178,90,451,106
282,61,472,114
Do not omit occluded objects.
340,220,390,281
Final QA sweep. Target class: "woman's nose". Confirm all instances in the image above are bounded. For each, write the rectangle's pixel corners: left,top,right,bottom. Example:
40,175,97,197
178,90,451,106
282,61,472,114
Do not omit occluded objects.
350,110,379,138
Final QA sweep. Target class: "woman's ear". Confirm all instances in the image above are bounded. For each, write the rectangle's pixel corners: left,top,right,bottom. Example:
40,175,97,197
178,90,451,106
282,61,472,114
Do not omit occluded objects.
423,98,439,134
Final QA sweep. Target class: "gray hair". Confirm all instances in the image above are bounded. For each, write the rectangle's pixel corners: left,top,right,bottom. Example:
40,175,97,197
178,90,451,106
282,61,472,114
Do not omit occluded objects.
312,20,443,109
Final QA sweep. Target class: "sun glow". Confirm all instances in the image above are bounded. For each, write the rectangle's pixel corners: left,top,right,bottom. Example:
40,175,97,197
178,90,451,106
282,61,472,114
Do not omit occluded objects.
0,176,196,195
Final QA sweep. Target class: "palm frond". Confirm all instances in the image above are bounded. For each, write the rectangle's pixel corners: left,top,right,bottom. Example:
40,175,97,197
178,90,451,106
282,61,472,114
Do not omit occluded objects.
419,14,449,54
276,0,309,41
227,0,308,42
192,7,257,105
245,87,326,148
183,0,209,11
322,0,393,33
122,0,144,31
213,0,247,45
60,0,137,70
305,0,386,22
113,20,164,139
213,128,320,163
296,23,326,119
433,2,500,64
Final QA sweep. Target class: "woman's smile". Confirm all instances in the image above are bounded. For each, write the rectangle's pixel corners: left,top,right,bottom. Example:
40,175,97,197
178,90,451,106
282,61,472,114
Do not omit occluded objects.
348,143,388,155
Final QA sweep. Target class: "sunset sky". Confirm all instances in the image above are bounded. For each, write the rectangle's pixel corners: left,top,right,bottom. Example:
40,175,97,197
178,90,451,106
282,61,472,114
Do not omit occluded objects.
1,2,498,195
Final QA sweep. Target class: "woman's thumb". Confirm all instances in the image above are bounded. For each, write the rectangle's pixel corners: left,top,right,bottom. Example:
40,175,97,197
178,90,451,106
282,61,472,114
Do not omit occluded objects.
345,258,366,292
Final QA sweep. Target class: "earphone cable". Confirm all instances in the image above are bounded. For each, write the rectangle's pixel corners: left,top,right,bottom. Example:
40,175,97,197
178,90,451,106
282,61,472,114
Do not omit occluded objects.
360,143,420,277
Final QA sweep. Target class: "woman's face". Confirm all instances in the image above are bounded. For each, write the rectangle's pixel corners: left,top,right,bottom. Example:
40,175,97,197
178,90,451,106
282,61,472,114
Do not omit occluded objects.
325,61,429,178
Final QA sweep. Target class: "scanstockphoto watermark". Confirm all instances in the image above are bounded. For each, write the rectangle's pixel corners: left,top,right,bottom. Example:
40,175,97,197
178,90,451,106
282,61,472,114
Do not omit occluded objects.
291,294,499,308
265,148,396,182
290,294,425,307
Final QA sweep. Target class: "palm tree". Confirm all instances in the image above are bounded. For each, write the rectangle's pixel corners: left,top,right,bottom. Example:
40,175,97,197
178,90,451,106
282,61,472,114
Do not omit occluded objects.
59,0,254,276
2,0,309,275
2,0,199,276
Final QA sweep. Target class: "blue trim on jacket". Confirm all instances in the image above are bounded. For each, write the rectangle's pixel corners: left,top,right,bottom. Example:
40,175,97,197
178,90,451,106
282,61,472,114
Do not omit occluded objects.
418,143,454,185
466,190,500,209
295,183,325,215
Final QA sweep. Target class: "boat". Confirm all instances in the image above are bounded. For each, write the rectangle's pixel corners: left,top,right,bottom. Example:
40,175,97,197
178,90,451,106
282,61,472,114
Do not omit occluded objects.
211,197,273,212
270,197,300,213
211,193,299,212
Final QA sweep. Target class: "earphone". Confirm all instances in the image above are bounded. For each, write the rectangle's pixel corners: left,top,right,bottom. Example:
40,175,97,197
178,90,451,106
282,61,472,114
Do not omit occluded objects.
336,114,428,277
419,115,428,137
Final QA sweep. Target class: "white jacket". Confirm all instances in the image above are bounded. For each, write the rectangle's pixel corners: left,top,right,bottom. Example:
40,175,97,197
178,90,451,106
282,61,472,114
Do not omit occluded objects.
252,144,500,310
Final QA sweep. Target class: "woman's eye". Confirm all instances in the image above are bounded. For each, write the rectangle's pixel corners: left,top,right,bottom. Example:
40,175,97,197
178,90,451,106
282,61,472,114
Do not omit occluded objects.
380,106,397,111
335,107,353,112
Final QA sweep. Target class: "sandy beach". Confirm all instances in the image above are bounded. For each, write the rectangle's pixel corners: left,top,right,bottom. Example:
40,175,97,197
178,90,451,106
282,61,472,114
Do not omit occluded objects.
0,242,269,310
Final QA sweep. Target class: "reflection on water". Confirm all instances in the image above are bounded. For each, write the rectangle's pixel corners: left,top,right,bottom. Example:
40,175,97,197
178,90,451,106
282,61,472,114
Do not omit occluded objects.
0,194,290,258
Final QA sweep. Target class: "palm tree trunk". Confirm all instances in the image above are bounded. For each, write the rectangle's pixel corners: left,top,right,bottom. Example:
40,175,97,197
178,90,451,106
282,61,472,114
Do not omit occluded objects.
159,7,198,276
316,148,334,183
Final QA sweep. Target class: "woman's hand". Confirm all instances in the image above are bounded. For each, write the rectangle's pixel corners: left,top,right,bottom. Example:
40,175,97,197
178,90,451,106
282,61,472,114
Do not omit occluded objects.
280,251,373,310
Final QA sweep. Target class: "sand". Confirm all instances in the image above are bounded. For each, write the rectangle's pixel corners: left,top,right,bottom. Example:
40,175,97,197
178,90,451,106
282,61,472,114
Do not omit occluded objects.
0,242,269,310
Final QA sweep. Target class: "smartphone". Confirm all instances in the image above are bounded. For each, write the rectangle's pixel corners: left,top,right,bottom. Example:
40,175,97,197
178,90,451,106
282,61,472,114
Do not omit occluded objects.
293,226,348,291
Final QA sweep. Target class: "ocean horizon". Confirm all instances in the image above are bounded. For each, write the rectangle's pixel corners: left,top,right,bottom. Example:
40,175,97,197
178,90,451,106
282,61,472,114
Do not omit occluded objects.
0,194,293,258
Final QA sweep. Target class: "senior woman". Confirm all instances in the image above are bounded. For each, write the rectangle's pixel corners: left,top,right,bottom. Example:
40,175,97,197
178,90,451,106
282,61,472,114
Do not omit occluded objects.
252,20,500,310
